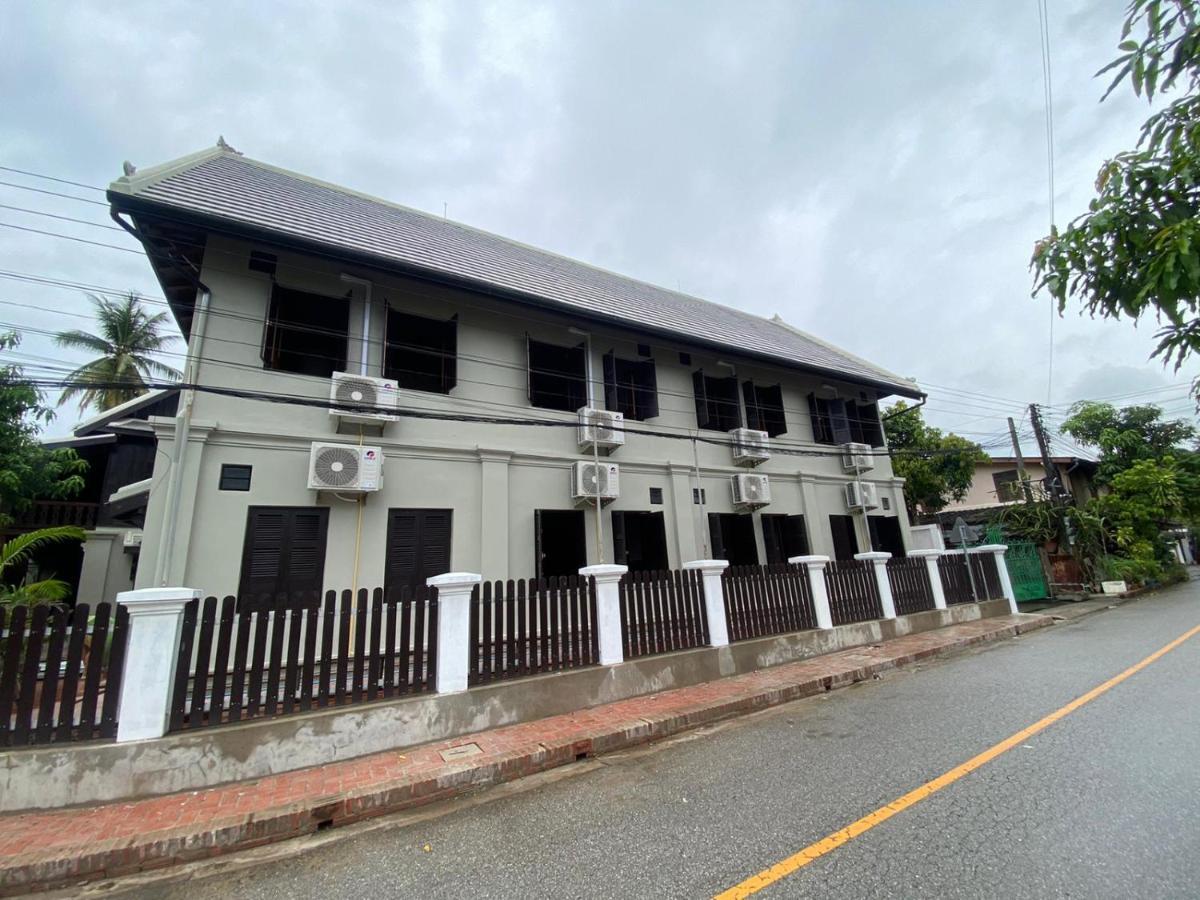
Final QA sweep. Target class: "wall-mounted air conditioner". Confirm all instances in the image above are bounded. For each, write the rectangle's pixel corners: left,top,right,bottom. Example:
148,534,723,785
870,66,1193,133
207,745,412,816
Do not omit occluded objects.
730,428,770,467
122,531,143,551
577,407,625,451
571,461,620,504
731,473,771,509
329,372,400,426
844,480,879,511
841,442,874,474
308,442,384,492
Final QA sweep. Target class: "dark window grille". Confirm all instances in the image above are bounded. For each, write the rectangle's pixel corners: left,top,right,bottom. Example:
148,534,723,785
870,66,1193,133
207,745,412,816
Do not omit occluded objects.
262,285,349,378
219,464,252,492
528,338,588,411
384,310,457,393
603,352,659,420
692,370,742,431
742,382,787,436
649,487,664,505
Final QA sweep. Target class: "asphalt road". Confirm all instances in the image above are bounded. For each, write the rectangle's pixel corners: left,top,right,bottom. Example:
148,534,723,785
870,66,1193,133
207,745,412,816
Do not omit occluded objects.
116,577,1200,899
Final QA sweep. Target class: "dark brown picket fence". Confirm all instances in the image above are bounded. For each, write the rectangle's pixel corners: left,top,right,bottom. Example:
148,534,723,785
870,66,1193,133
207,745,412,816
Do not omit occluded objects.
969,552,1005,600
824,560,884,625
939,554,976,604
468,576,598,686
168,586,438,733
887,557,936,616
0,602,129,747
619,569,709,659
722,564,817,641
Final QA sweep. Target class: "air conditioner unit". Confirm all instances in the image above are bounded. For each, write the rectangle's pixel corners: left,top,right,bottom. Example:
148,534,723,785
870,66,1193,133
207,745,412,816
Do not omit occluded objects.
577,407,625,451
329,372,400,426
731,473,771,509
841,442,874,473
730,428,770,467
571,461,620,504
308,442,384,492
122,531,143,551
844,480,880,511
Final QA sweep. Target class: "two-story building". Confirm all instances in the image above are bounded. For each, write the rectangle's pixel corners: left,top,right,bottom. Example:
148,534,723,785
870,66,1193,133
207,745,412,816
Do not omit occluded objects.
107,143,924,609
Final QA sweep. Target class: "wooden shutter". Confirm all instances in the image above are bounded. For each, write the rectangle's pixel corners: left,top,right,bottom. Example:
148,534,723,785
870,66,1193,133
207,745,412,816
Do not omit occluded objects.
385,511,420,594
525,335,533,403
603,351,618,412
693,370,711,429
534,509,544,579
762,384,786,437
761,514,783,564
784,515,810,558
442,316,458,392
828,399,853,445
708,512,726,561
239,507,329,611
742,381,761,432
421,510,453,579
611,511,627,566
639,359,659,419
808,393,830,444
286,511,329,604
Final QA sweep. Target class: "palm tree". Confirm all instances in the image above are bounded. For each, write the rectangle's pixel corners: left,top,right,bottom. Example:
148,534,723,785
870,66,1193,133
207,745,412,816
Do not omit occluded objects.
55,293,182,412
0,525,86,608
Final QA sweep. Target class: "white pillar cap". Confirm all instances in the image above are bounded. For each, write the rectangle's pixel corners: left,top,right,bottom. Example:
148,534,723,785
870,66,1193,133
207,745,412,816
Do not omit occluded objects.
117,587,200,613
855,551,892,561
789,554,830,566
907,549,943,558
579,564,629,581
426,572,483,588
683,559,730,573
969,544,1009,553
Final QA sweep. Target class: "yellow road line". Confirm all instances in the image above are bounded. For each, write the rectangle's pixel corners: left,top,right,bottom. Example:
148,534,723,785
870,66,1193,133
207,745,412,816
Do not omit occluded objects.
715,622,1200,900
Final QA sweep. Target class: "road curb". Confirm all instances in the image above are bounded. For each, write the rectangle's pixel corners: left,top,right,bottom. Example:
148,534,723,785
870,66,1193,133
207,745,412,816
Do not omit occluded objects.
0,613,1052,895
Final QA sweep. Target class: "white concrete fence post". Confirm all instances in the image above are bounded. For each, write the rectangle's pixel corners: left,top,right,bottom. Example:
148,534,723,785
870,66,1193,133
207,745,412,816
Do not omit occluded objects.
426,572,482,694
580,564,629,665
683,560,731,647
790,555,833,630
970,544,1018,615
114,587,200,743
855,551,896,620
908,549,948,610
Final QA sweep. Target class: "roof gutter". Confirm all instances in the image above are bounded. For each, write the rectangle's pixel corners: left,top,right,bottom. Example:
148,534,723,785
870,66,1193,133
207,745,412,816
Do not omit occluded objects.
881,395,927,421
112,207,212,587
108,192,925,401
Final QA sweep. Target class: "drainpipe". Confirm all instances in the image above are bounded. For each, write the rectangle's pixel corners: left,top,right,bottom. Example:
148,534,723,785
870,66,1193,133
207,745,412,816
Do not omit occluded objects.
340,275,373,376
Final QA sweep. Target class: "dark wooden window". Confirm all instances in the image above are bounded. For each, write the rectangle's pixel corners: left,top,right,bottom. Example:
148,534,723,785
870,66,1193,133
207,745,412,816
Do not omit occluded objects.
708,513,759,565
761,514,810,563
238,507,330,611
535,509,587,578
742,382,787,436
612,511,669,572
847,400,884,447
262,285,348,378
385,310,457,393
603,351,659,420
868,516,905,557
693,370,742,431
528,339,588,411
219,464,252,492
808,396,884,447
384,509,453,596
828,514,860,561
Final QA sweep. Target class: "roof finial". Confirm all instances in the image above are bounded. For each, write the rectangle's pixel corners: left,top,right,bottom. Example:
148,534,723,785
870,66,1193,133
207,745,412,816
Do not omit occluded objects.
216,135,242,155
122,161,137,176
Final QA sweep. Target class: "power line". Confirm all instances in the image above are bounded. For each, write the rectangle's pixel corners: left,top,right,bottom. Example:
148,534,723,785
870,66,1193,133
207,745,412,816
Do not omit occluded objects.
0,165,106,192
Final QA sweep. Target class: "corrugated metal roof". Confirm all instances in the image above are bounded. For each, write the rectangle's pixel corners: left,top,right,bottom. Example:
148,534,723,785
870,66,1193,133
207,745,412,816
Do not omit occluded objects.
110,149,921,397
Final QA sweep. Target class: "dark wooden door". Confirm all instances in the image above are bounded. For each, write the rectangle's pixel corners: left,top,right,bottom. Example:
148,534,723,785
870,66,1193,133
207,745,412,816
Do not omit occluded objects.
868,516,905,557
762,514,810,563
384,509,453,595
238,507,330,610
708,513,759,565
828,514,860,561
612,511,668,572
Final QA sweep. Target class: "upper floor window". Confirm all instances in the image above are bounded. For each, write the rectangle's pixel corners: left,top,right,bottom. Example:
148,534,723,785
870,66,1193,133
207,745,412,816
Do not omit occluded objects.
385,310,457,393
603,351,658,420
693,370,742,431
992,469,1023,502
263,285,349,378
808,394,884,447
528,338,587,411
742,382,787,436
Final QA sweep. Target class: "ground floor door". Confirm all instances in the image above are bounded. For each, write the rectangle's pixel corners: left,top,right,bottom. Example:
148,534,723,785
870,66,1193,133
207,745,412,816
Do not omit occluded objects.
536,509,587,579
384,508,453,596
761,514,810,563
238,506,330,610
828,514,860,561
1005,540,1049,601
709,513,759,565
868,516,905,557
612,511,669,572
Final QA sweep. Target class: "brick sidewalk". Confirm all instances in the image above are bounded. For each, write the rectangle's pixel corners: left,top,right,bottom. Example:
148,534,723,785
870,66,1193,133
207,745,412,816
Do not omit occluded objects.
0,613,1051,894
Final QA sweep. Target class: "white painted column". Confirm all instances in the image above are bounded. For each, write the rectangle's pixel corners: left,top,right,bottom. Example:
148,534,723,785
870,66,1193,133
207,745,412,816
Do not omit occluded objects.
856,551,896,620
580,564,629,664
426,572,482,694
115,587,199,743
971,544,1018,615
683,559,731,647
908,549,947,610
790,555,833,630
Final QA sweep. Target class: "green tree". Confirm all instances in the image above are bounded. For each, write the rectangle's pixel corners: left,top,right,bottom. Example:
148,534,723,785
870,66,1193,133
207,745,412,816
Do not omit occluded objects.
1031,0,1200,392
1060,400,1196,482
883,401,988,518
0,333,88,527
55,292,181,413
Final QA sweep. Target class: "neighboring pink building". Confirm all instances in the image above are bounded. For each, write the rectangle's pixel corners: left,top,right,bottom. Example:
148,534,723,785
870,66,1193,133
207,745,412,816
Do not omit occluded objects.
943,455,1100,513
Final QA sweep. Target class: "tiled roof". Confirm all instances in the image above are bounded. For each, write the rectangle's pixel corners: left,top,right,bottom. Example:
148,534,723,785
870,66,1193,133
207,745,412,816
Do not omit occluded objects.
110,148,921,397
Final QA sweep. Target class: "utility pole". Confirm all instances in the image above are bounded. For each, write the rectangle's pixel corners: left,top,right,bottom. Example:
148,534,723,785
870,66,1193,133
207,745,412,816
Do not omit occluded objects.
1007,417,1034,503
1028,404,1063,503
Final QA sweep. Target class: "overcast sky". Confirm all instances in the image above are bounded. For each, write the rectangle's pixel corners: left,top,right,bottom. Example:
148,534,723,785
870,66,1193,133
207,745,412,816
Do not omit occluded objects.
1,0,1196,454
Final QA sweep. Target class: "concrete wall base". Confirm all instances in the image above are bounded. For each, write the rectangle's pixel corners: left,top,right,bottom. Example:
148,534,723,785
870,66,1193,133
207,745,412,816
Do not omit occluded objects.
0,600,1007,812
